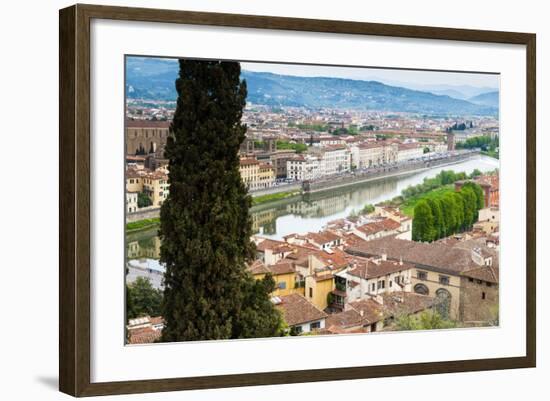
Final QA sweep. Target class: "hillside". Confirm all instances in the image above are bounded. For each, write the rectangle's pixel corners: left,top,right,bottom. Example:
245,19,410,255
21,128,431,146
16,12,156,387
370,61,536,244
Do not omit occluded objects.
125,57,497,116
467,91,499,108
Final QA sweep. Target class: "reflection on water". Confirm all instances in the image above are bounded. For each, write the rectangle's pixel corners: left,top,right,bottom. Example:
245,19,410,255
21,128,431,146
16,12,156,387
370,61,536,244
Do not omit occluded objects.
127,155,499,259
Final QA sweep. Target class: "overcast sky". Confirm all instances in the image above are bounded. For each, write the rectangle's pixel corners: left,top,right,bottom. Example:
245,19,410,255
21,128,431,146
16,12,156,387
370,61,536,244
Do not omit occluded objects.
241,61,499,91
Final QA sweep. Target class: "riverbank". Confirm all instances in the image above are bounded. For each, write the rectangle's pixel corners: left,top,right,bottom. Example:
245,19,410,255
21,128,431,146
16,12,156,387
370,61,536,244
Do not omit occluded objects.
304,151,479,195
126,190,302,233
251,190,301,206
126,218,160,233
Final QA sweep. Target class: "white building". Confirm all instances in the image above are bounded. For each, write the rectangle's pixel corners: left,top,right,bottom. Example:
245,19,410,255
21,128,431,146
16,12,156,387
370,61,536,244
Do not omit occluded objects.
335,256,413,303
352,141,398,169
397,143,424,162
126,191,138,213
313,145,351,176
287,155,321,181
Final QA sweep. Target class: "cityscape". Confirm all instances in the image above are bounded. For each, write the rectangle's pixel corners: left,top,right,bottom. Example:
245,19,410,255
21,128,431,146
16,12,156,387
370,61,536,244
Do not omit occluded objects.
124,57,500,344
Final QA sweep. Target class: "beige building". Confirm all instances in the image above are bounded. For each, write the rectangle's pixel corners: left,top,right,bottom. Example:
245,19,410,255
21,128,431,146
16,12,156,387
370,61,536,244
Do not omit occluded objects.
125,167,169,208
239,157,275,191
346,236,499,320
352,141,398,169
142,171,169,207
126,119,170,157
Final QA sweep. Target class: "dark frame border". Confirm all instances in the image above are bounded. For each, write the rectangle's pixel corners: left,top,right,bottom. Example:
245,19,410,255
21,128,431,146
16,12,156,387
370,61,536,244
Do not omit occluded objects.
59,3,536,397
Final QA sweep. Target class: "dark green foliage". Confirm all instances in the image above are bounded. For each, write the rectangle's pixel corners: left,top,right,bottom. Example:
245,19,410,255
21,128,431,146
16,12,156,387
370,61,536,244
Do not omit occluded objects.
137,192,152,208
159,60,283,342
427,198,445,239
459,187,477,229
440,193,458,235
127,277,163,319
393,310,458,331
452,192,465,231
462,181,485,210
412,200,435,242
470,168,482,178
456,135,498,151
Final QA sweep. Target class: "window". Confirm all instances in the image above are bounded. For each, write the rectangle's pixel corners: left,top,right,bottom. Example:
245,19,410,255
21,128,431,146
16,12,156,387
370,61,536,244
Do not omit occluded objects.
310,321,321,330
377,280,385,289
487,282,492,287
468,277,474,282
417,271,428,280
309,288,313,298
278,282,286,290
439,275,450,285
482,292,486,300
371,283,375,292
389,280,393,287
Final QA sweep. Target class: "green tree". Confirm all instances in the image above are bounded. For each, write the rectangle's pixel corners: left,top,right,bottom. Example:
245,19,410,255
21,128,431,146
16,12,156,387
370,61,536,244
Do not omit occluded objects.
462,181,485,210
137,192,152,208
469,169,482,178
452,192,465,231
427,198,445,240
412,200,435,242
160,60,283,342
440,193,458,235
127,277,163,319
394,310,458,331
460,187,477,229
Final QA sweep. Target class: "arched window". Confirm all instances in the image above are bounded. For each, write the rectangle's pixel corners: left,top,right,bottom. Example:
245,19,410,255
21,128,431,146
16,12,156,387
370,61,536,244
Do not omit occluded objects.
414,283,429,296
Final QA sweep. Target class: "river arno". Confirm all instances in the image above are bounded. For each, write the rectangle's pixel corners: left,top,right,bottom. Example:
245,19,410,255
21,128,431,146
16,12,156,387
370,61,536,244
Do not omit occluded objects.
126,155,498,259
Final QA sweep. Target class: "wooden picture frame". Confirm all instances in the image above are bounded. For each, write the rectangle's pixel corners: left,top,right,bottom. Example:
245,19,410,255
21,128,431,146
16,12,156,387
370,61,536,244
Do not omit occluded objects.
59,3,536,397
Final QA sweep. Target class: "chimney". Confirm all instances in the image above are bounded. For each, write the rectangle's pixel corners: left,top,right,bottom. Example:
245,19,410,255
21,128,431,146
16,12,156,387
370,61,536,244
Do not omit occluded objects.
381,253,387,261
359,310,364,317
399,255,403,266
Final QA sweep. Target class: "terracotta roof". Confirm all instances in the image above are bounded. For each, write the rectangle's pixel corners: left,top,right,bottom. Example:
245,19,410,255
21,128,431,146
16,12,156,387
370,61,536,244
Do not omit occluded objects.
268,262,295,275
355,218,401,235
255,238,289,252
347,258,413,279
247,260,270,275
306,231,341,245
380,292,435,316
313,248,349,270
326,309,367,329
127,327,162,344
461,265,499,284
346,237,490,275
347,299,385,324
275,294,328,326
240,158,260,166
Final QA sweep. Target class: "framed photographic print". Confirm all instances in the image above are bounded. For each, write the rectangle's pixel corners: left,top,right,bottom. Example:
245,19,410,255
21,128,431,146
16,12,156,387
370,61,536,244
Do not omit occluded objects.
59,4,536,397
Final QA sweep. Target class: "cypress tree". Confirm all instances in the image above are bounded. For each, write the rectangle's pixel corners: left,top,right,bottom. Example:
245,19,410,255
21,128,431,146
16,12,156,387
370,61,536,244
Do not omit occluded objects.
160,60,283,342
412,200,435,242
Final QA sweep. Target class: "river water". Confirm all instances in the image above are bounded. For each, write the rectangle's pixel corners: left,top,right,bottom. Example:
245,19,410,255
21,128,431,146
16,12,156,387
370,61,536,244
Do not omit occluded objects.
126,155,498,260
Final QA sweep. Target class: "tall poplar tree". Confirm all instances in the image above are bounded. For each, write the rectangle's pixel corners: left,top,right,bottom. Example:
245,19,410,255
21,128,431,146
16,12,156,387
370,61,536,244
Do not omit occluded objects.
160,60,283,342
412,200,435,242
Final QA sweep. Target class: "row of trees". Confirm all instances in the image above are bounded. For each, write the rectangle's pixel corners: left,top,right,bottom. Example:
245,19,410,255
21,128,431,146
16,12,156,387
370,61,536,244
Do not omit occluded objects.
412,181,484,242
456,135,498,151
401,169,481,199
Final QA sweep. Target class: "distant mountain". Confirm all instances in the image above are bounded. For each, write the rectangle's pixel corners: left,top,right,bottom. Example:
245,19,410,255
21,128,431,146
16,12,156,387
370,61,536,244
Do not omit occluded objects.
467,91,499,108
125,57,497,116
